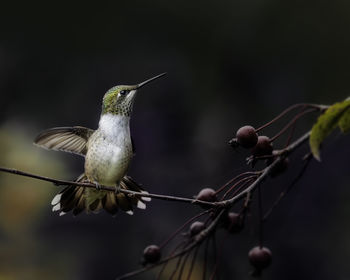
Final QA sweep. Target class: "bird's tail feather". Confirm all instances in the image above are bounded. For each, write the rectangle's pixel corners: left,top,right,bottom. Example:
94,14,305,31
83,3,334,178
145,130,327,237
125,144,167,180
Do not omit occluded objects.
51,174,150,216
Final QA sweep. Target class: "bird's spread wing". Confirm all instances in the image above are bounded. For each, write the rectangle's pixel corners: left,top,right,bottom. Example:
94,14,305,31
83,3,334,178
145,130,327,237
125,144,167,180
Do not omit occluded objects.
34,126,94,156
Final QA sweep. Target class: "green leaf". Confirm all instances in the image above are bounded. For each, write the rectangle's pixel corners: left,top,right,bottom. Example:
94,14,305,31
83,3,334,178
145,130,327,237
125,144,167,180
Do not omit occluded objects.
338,107,350,133
309,99,350,161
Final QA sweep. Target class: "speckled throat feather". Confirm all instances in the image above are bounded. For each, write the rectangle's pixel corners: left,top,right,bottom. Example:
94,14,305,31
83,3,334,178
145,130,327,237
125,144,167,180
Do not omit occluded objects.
102,86,136,117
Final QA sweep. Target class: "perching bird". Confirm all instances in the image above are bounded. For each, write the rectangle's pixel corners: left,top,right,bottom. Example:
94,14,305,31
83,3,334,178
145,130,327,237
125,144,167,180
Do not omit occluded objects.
34,73,166,216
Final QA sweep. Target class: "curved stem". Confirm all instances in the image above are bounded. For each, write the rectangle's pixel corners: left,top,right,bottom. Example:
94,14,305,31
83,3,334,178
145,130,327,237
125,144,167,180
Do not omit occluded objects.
159,209,212,249
186,243,200,280
156,241,187,280
169,252,184,280
269,108,317,142
263,155,312,221
221,175,257,200
223,177,257,200
218,131,311,208
255,103,324,133
258,185,263,248
177,250,191,280
215,171,259,195
115,209,226,280
203,238,210,280
209,234,218,280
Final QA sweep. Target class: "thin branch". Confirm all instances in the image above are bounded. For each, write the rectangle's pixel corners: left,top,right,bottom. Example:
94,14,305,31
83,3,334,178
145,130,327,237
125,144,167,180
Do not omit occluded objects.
156,241,187,280
203,237,210,280
169,251,184,280
209,234,218,280
0,167,216,208
225,177,256,200
269,108,316,142
258,185,263,248
115,209,226,280
0,128,311,212
219,131,311,208
156,259,168,280
255,103,326,132
177,250,191,280
186,244,200,280
255,103,306,132
263,154,312,221
240,191,252,217
159,209,212,249
211,229,232,280
284,105,307,147
0,128,313,280
215,171,260,195
221,175,258,200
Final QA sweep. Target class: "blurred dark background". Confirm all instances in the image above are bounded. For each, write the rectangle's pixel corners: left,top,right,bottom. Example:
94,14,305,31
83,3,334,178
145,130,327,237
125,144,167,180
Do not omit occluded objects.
0,0,350,279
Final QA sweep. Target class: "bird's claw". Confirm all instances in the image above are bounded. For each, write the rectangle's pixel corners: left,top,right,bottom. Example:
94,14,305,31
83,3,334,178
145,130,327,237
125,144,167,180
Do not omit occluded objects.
94,182,101,190
114,185,121,194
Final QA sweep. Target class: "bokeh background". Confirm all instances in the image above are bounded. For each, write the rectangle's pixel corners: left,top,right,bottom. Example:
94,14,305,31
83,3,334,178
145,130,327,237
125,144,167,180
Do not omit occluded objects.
0,0,350,279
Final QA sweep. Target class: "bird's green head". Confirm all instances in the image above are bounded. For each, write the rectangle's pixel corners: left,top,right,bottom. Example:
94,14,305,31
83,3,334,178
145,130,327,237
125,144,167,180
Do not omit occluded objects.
102,73,166,116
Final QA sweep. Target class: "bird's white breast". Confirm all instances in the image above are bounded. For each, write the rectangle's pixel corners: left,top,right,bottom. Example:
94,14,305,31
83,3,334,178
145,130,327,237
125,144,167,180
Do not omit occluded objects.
98,113,130,141
85,114,133,185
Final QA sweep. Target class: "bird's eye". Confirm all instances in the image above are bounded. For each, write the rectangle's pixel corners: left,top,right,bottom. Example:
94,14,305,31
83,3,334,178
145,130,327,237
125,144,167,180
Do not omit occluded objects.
120,90,127,96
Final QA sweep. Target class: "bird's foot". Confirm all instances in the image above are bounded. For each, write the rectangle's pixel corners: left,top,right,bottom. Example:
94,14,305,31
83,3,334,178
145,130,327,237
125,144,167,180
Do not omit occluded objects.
94,181,102,190
114,185,121,194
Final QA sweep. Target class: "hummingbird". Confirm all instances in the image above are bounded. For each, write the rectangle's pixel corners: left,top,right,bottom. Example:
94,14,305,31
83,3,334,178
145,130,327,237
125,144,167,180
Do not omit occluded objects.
34,73,166,216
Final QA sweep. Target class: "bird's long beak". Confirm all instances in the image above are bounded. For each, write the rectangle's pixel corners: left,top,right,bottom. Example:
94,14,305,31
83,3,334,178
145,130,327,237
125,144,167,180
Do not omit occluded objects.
137,73,167,89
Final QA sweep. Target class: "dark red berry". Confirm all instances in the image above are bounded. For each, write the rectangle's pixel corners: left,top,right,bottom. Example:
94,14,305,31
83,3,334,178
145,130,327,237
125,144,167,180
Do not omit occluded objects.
196,188,217,202
190,221,205,236
252,136,273,157
224,212,244,234
196,188,217,209
143,245,161,264
248,246,272,270
236,126,258,149
270,157,289,177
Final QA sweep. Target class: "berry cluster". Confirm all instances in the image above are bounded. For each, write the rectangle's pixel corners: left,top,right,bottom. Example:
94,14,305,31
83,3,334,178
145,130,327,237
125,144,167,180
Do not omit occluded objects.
121,103,324,280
